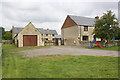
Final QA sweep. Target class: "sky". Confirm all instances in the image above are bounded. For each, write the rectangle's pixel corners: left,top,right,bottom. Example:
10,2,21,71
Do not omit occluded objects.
0,0,119,34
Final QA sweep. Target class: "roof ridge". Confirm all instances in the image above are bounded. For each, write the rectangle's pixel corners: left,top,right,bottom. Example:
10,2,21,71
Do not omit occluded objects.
14,27,23,28
68,15,94,19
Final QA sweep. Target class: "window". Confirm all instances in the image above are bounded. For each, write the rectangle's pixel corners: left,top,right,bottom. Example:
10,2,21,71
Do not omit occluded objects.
46,34,48,36
52,38,55,40
83,36,88,41
41,38,44,41
41,34,43,36
46,38,48,40
52,34,55,36
84,26,88,31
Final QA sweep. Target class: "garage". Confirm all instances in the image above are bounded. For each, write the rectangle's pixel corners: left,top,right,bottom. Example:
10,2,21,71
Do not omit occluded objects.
23,35,37,46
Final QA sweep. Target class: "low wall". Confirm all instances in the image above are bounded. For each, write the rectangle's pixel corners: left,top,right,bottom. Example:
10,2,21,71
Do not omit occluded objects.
79,41,120,47
2,40,13,44
79,41,90,47
103,41,120,47
44,40,55,46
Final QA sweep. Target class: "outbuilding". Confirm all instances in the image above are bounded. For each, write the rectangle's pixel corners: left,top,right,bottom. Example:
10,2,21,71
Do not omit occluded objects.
12,22,58,47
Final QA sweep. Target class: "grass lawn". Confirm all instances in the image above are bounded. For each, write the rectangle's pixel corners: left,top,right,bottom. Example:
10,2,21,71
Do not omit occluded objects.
86,45,120,51
2,44,51,53
2,44,119,78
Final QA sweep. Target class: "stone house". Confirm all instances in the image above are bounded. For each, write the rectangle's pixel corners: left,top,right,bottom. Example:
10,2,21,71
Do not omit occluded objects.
61,15,101,46
12,22,58,47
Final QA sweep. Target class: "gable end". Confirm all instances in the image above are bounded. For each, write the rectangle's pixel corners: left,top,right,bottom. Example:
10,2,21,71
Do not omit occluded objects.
61,15,77,29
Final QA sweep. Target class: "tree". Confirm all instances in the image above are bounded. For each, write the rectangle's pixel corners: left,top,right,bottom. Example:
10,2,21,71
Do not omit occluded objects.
0,27,2,42
115,27,120,40
4,31,12,40
0,27,5,40
93,10,119,46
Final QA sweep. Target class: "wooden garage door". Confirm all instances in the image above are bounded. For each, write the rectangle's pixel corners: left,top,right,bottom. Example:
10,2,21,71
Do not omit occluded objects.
23,35,37,46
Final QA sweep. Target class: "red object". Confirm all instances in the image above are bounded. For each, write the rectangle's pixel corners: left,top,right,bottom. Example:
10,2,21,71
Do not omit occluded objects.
94,41,103,48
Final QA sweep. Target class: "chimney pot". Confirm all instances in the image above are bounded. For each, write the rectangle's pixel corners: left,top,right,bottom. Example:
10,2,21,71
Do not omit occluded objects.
12,26,14,29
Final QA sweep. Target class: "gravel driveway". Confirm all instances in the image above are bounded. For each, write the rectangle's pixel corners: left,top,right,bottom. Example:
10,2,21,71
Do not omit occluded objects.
19,46,119,57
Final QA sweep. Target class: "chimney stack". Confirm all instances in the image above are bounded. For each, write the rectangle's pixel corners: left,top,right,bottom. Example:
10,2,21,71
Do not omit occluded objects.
95,16,99,19
12,26,14,29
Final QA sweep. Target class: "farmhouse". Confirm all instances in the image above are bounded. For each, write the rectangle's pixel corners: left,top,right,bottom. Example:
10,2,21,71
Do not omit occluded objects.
12,22,58,47
61,15,100,46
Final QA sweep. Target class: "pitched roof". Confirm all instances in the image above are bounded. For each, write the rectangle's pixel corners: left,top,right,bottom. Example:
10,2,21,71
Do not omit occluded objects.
12,27,23,34
55,35,62,38
38,28,58,35
13,27,58,35
68,15,96,26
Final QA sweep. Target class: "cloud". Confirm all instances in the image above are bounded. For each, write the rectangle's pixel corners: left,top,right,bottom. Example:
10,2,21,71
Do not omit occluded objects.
0,1,118,34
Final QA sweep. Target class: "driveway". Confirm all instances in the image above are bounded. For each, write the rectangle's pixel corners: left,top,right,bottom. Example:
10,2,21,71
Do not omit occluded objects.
19,46,119,57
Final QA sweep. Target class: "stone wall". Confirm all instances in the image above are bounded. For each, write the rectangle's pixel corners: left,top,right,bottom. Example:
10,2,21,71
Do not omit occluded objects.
77,41,120,47
61,25,99,46
62,26,79,45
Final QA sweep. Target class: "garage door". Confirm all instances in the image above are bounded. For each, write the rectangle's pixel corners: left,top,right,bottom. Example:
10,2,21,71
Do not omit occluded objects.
23,35,37,46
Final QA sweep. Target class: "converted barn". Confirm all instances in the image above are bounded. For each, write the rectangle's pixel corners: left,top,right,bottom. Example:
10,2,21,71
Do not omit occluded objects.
12,22,58,47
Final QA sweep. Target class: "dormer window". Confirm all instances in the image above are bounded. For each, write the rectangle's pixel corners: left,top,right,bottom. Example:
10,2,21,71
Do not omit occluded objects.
84,26,88,31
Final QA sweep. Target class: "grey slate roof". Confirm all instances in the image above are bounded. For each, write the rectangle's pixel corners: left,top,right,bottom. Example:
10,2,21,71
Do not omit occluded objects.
38,28,58,35
56,35,62,38
69,15,96,26
13,27,23,34
13,27,58,35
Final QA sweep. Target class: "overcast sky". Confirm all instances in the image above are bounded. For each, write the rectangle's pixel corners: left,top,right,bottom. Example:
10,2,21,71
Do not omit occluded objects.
0,0,119,34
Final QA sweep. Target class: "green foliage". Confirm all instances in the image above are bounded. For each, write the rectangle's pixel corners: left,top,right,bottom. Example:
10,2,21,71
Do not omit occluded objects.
0,28,2,41
93,10,119,41
0,27,5,40
2,44,118,78
0,27,13,40
115,28,120,40
4,31,12,40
